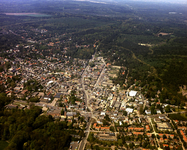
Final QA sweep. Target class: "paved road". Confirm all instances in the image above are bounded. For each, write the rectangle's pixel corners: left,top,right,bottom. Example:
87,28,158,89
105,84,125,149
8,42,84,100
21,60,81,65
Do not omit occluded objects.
51,98,58,106
79,59,92,150
94,57,106,88
94,66,105,88
148,116,160,148
78,56,106,150
78,119,92,150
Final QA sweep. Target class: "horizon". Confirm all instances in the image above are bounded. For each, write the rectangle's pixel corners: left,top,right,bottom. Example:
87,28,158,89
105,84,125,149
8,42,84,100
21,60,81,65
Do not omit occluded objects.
2,0,187,4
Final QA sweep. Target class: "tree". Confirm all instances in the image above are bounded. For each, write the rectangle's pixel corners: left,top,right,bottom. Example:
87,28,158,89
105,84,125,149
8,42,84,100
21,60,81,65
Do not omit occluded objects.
103,119,110,126
139,105,144,114
94,145,100,150
123,111,127,116
59,102,63,107
118,139,123,147
110,126,115,132
165,105,171,113
61,109,64,115
29,97,40,102
0,66,4,72
129,143,134,148
163,134,167,139
79,130,85,138
151,105,155,115
104,114,110,121
151,134,155,139
5,62,11,70
87,133,95,142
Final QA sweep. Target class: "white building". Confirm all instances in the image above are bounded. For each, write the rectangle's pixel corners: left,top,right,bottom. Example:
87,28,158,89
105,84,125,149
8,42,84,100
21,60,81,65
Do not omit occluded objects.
129,90,138,97
125,108,134,114
100,112,106,116
145,110,151,115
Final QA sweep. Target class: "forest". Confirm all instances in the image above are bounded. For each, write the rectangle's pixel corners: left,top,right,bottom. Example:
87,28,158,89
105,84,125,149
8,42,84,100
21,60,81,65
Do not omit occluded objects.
0,106,71,150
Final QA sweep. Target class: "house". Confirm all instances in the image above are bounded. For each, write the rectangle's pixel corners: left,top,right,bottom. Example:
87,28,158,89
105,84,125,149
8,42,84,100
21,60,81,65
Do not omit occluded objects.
37,92,44,98
100,112,106,116
41,95,52,103
159,115,166,120
145,110,151,115
156,109,162,114
114,102,121,110
146,125,150,131
126,141,132,145
54,92,63,99
154,118,161,123
126,108,134,114
178,126,187,130
134,148,142,150
146,133,152,137
180,130,187,142
100,126,110,131
97,133,117,141
66,112,77,117
5,104,18,109
7,92,12,97
47,107,62,117
163,144,169,148
32,92,39,97
14,87,22,93
21,89,28,96
134,141,140,146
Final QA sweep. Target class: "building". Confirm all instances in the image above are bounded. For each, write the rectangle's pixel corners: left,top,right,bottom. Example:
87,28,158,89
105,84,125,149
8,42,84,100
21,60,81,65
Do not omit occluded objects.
96,133,117,141
129,90,138,97
157,122,173,131
145,110,151,115
126,108,134,114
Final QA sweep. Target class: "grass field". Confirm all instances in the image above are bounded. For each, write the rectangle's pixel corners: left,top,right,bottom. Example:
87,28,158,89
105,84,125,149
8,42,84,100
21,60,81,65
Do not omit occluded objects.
0,141,8,150
168,113,187,121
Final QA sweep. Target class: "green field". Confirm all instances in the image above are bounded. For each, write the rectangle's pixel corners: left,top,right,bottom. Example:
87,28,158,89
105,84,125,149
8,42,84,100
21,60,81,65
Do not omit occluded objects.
168,113,187,121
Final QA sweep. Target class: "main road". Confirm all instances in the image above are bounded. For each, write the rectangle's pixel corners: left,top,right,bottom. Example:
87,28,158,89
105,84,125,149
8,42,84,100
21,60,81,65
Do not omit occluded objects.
78,56,106,150
78,58,93,150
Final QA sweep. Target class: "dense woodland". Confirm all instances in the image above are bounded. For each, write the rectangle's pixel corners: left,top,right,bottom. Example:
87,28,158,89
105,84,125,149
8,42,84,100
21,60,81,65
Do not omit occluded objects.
0,0,187,149
0,106,71,150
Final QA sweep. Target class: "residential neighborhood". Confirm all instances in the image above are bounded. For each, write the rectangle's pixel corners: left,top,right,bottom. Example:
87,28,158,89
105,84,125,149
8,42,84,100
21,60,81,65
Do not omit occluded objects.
1,51,187,150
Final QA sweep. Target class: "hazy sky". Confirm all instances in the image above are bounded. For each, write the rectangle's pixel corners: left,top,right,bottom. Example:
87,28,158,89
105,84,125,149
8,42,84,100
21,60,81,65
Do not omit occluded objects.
131,0,187,4
4,0,187,5
76,0,187,5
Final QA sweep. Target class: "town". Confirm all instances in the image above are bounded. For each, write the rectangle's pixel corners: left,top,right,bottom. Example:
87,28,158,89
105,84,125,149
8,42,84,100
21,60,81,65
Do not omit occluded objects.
1,44,187,150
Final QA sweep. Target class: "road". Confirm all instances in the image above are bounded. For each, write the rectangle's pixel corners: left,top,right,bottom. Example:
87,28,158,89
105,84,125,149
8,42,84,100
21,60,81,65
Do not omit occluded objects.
148,116,160,148
78,58,92,150
51,98,58,106
94,65,106,88
79,120,93,150
78,56,106,150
